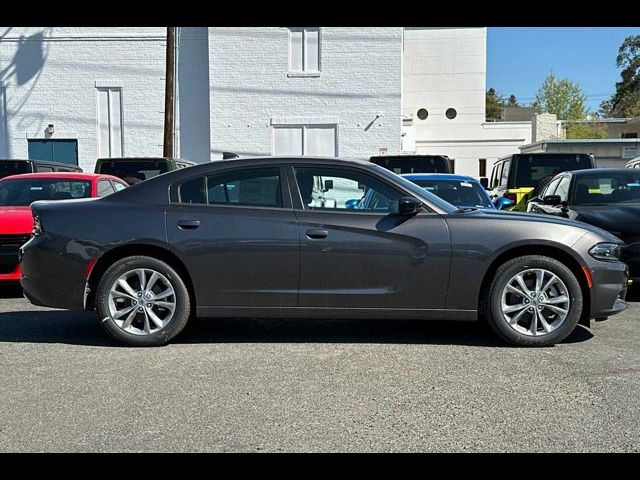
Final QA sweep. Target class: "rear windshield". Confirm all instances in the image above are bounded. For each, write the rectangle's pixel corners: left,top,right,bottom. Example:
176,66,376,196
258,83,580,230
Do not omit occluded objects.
97,160,170,184
410,179,493,208
370,157,450,174
0,178,92,206
0,161,31,179
513,155,592,188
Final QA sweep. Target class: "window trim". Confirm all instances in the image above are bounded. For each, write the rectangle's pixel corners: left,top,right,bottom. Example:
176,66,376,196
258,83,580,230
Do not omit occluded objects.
96,86,125,158
288,27,321,75
169,165,293,210
272,123,338,157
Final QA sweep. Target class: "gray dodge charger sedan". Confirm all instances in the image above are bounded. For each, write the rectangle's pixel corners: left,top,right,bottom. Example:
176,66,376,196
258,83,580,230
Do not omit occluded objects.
20,157,629,347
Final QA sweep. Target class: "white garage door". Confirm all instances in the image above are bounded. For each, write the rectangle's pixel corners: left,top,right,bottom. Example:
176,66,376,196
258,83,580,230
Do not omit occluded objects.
273,125,337,157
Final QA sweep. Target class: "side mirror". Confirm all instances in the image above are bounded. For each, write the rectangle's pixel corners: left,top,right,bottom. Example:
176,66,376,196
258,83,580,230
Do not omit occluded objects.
479,177,489,189
543,195,562,206
323,179,334,191
345,199,359,209
398,196,422,215
496,197,514,210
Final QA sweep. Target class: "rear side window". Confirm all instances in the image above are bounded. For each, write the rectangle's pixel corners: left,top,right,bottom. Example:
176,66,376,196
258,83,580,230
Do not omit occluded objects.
178,168,282,208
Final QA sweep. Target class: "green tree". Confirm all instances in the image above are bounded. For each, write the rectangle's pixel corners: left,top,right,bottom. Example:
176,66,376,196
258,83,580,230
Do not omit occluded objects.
599,35,640,118
486,88,505,121
565,122,608,139
532,72,587,121
507,94,519,106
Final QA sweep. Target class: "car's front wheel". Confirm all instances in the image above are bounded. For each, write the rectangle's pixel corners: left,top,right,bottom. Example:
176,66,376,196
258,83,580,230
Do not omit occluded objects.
486,255,583,347
95,256,191,347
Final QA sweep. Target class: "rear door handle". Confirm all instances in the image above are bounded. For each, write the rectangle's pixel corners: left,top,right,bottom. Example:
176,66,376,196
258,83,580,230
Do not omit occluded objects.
306,228,329,239
177,220,200,230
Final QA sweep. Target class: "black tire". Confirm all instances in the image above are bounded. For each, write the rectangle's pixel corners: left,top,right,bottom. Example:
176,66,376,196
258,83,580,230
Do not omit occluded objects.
95,255,191,347
486,255,583,347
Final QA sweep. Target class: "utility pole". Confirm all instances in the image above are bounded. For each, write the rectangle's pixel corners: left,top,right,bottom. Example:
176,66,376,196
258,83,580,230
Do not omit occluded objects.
163,26,176,158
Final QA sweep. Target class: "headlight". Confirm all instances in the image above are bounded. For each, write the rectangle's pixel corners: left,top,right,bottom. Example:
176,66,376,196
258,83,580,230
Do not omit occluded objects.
589,243,622,262
33,214,43,236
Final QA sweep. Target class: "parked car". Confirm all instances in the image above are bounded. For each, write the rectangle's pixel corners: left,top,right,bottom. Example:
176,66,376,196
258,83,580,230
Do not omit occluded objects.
486,153,596,211
400,174,503,210
527,168,640,283
0,159,82,180
369,155,452,174
626,157,640,169
21,157,629,347
94,157,196,184
0,173,128,283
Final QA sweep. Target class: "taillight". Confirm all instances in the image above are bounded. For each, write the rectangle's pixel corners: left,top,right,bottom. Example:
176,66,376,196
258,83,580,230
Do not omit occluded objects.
33,214,43,236
504,192,517,202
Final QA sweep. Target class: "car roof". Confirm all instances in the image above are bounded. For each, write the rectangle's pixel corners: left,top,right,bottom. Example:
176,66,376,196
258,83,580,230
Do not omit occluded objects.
564,168,638,177
96,156,196,164
401,173,478,182
0,172,121,181
496,152,594,163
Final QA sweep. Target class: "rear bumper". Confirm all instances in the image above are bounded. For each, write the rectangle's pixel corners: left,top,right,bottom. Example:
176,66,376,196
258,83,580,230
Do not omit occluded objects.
20,235,86,310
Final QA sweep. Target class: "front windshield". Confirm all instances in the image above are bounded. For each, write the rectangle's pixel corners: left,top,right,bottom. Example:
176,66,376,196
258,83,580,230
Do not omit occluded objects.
370,164,458,213
0,178,92,206
572,172,640,206
410,178,493,208
97,160,170,184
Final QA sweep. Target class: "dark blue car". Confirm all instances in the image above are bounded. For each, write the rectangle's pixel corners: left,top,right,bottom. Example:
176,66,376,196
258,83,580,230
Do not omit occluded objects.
401,174,496,210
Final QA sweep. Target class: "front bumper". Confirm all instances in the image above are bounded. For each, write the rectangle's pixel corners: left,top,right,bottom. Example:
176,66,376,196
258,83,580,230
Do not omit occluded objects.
589,261,629,318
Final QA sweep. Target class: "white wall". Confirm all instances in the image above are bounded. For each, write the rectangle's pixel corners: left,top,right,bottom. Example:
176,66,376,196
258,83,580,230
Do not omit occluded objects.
403,27,530,178
0,27,166,172
207,27,403,160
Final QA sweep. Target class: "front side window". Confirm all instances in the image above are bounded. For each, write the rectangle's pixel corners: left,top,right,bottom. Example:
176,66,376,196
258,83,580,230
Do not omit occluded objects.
289,27,320,72
542,177,562,197
294,166,401,213
555,176,571,202
500,161,510,186
178,168,282,208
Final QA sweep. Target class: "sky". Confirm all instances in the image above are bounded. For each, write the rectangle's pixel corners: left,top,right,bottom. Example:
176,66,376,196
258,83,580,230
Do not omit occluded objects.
487,27,640,113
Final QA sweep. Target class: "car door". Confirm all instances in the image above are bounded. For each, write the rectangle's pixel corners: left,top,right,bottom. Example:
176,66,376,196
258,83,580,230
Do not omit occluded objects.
288,163,451,310
166,165,300,308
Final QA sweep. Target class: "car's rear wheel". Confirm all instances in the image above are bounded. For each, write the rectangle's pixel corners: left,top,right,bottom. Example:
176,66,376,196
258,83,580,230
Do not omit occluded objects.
96,256,191,347
486,255,583,347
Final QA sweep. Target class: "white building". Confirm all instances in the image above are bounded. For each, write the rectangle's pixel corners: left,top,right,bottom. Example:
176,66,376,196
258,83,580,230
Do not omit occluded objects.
0,27,528,176
402,27,531,177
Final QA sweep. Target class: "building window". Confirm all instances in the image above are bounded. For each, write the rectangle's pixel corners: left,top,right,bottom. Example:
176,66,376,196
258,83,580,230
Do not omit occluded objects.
445,108,457,120
622,132,638,139
289,28,320,73
97,87,123,158
417,108,428,120
273,125,337,157
449,159,455,173
479,159,487,177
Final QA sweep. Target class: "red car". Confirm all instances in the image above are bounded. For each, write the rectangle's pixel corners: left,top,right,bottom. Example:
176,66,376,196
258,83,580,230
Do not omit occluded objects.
0,173,128,282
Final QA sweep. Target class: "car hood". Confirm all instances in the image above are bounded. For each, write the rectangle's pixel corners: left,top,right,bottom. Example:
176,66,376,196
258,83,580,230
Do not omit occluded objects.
460,208,622,243
573,204,640,236
0,206,33,234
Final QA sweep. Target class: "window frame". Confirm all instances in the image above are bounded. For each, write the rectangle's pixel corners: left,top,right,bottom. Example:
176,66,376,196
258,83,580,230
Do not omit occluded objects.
170,165,293,211
286,164,417,215
287,27,321,76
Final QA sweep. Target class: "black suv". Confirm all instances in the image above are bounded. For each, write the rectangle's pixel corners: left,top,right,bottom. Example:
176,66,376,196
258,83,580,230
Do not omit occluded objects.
0,159,82,180
94,157,196,184
369,155,452,174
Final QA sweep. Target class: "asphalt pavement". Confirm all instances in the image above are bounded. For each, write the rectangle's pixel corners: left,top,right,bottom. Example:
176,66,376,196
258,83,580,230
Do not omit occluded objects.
0,285,638,452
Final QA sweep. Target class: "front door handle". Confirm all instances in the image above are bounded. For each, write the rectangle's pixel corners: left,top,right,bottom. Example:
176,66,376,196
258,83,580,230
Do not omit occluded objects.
306,228,329,239
177,220,200,230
